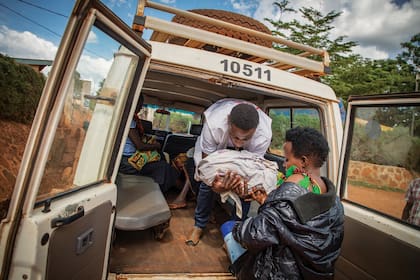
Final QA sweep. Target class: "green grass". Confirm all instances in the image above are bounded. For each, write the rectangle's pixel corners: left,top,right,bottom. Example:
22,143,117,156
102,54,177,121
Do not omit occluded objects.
348,180,405,193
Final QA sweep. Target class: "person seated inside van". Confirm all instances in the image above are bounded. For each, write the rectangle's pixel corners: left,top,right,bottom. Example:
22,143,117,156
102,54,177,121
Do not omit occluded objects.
119,96,180,193
214,127,344,279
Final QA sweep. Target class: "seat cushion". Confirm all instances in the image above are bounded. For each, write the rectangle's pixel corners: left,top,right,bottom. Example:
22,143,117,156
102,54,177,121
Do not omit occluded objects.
115,174,171,230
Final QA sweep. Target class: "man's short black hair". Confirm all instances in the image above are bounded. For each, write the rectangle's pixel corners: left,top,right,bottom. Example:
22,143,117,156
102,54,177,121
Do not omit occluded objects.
230,103,259,130
285,127,329,168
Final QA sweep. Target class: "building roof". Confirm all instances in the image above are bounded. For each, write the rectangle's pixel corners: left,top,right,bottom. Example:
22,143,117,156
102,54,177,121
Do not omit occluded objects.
13,58,53,66
13,57,53,72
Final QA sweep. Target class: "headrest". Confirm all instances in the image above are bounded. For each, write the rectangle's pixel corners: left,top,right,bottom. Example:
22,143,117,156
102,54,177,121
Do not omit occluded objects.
190,124,203,136
140,119,153,133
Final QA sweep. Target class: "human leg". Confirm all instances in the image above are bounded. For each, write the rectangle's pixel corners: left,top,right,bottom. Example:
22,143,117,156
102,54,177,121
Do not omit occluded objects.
118,156,140,175
194,182,215,228
240,199,251,221
186,182,215,246
231,199,251,221
169,166,191,209
140,160,179,193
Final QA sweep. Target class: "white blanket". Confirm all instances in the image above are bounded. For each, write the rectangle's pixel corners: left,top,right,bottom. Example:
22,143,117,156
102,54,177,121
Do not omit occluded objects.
195,149,278,218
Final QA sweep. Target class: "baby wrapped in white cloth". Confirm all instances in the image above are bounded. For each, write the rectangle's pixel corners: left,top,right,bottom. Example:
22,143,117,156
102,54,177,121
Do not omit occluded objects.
195,149,278,218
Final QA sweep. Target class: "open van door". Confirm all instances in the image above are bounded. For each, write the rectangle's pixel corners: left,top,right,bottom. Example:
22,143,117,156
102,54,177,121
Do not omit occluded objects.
0,0,151,279
335,93,420,279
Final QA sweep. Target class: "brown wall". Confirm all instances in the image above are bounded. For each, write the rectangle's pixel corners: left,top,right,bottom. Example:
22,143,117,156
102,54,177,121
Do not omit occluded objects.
348,160,414,191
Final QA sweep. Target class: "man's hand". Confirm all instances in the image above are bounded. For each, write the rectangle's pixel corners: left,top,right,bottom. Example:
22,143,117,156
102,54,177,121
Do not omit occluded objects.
250,186,267,205
211,170,246,194
230,173,250,200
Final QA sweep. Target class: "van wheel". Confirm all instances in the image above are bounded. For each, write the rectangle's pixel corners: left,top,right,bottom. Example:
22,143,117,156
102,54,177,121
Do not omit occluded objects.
168,9,272,55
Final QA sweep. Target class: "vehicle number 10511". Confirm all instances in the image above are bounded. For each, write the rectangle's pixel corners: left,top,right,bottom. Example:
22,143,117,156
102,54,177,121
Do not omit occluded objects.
220,59,271,81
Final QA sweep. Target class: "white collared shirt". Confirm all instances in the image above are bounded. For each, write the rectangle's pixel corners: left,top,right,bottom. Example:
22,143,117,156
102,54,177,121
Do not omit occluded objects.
194,98,272,165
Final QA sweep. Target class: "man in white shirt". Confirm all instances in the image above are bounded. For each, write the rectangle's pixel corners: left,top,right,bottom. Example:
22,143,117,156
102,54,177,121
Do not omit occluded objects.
186,98,272,246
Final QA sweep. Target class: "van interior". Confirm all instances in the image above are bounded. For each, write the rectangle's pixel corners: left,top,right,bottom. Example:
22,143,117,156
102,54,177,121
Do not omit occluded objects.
108,62,320,274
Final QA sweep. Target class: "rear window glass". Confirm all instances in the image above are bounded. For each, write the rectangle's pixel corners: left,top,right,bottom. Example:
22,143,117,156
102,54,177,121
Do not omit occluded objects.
140,104,201,134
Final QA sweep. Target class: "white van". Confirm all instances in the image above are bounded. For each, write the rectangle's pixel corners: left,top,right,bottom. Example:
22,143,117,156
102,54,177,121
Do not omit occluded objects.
0,0,419,279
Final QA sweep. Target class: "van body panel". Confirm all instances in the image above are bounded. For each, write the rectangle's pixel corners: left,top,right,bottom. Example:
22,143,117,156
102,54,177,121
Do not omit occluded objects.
335,93,420,279
149,41,338,102
0,0,152,279
0,0,418,279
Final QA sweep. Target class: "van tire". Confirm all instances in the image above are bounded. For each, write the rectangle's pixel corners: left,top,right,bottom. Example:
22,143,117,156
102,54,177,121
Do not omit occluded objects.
169,9,272,48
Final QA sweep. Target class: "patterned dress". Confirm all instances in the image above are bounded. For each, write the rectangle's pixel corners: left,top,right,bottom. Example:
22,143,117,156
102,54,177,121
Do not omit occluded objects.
405,178,420,226
277,165,322,194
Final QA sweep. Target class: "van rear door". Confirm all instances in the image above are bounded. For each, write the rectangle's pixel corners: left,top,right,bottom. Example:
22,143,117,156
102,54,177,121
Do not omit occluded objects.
0,1,151,279
336,93,420,279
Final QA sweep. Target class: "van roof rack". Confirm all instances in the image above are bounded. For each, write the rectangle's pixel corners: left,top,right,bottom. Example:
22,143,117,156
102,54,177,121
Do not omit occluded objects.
132,0,330,78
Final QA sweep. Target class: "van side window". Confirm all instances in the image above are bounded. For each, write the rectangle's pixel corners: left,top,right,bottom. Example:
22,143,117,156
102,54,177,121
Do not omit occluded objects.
36,28,140,201
268,107,321,156
142,106,201,134
0,60,42,219
341,104,420,227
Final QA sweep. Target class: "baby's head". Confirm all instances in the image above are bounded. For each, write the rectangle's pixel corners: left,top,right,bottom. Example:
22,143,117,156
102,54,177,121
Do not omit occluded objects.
283,127,329,169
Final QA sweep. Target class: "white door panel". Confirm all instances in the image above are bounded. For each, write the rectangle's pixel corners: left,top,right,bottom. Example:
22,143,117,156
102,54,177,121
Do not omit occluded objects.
10,184,116,279
336,93,420,279
0,1,152,279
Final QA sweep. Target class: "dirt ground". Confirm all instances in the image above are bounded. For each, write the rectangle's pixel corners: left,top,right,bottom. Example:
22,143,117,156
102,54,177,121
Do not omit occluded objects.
0,120,31,203
347,183,406,219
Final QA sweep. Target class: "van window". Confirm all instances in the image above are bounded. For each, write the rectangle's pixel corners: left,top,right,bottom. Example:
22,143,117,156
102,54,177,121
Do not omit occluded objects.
268,107,321,156
342,104,420,226
36,27,140,201
141,105,201,134
0,61,41,219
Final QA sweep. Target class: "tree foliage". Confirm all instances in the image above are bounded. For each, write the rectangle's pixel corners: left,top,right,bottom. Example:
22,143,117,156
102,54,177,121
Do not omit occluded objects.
267,1,418,100
269,112,320,150
0,54,45,124
267,1,357,62
350,124,413,167
323,56,416,101
397,33,420,73
373,106,420,137
152,111,200,134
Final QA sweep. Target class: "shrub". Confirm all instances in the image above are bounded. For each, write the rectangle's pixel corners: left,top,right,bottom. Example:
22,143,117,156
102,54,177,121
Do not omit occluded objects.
0,54,45,124
405,138,420,174
350,123,416,168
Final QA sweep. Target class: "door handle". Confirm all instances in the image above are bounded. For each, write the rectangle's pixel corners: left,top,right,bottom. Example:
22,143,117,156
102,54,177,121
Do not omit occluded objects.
84,94,116,104
51,206,84,228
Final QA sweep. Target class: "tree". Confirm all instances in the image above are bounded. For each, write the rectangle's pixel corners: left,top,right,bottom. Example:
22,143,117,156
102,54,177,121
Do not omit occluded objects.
266,2,357,62
397,33,419,74
266,2,417,100
324,34,418,99
323,56,416,101
266,1,358,99
0,54,45,124
273,0,296,18
397,33,419,91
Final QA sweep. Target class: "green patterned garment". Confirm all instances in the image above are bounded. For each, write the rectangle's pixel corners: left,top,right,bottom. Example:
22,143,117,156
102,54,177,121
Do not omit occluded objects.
277,165,321,194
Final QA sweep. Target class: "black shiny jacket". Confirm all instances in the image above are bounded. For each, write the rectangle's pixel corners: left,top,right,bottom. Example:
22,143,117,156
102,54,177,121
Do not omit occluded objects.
231,178,344,280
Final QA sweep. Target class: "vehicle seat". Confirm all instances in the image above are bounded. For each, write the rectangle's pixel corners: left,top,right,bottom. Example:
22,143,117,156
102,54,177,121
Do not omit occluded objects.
162,134,198,160
140,119,153,134
115,173,171,239
161,124,203,161
190,124,203,136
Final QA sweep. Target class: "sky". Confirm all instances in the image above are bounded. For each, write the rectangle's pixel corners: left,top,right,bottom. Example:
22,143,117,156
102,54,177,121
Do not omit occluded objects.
0,0,419,92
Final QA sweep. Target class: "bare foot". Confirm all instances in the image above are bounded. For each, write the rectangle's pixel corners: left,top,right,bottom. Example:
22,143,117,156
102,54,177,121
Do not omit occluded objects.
168,199,187,209
185,226,203,246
